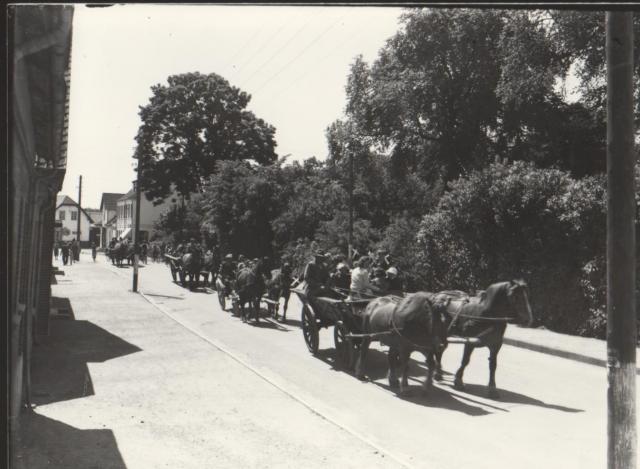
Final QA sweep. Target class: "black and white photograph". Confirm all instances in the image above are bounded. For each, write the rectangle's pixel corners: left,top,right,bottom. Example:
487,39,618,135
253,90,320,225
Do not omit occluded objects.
7,3,639,468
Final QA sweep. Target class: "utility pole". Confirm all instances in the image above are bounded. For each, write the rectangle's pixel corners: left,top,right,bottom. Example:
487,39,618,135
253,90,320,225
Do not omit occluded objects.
606,12,636,469
132,160,142,292
348,142,354,267
76,175,82,253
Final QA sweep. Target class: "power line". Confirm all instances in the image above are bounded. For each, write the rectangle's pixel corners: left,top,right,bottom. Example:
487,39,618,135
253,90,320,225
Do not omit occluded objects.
219,21,270,78
230,10,301,81
252,12,348,95
238,9,321,90
264,22,370,105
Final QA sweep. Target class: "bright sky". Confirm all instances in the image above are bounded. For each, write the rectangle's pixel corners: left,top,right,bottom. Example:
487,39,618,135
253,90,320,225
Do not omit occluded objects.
62,4,405,208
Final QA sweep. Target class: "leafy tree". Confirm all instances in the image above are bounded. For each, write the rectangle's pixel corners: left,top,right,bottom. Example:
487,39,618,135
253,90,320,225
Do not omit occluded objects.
134,72,278,203
338,9,614,183
200,160,288,257
153,195,206,244
415,160,631,336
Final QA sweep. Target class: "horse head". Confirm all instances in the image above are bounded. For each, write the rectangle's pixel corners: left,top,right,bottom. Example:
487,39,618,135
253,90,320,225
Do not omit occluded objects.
485,279,533,326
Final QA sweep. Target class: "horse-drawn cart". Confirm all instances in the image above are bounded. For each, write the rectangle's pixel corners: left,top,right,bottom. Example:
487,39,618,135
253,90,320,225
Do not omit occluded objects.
291,286,372,370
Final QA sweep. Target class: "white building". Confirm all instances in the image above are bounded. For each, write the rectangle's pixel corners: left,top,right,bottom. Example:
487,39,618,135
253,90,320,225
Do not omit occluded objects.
116,188,177,242
98,192,125,247
54,195,94,246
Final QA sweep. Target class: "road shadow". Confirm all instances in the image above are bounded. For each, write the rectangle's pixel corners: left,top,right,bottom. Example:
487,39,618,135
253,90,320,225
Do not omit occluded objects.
16,411,127,469
282,317,302,328
31,299,141,406
373,380,492,416
50,296,75,320
440,382,584,413
353,349,495,416
313,346,391,381
143,293,184,300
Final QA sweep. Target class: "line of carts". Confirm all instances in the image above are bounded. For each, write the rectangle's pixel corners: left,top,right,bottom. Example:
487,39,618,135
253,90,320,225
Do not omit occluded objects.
165,253,396,371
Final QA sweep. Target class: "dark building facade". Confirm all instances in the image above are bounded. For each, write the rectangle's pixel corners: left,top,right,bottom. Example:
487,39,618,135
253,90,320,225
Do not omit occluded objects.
9,4,74,462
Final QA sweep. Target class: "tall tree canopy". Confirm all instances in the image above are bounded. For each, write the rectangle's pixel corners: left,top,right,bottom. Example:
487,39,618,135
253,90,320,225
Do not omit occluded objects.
134,72,278,203
331,9,629,184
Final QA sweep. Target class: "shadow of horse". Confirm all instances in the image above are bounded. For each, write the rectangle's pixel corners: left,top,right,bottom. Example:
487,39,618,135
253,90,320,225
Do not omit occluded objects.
246,309,291,332
314,346,391,381
440,382,584,413
372,379,492,417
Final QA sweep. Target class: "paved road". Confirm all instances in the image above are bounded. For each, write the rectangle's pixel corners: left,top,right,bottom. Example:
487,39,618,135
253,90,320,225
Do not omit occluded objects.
28,252,638,468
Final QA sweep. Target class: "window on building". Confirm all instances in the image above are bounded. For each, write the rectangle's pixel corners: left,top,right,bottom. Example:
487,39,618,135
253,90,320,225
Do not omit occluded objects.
71,210,77,221
58,211,65,220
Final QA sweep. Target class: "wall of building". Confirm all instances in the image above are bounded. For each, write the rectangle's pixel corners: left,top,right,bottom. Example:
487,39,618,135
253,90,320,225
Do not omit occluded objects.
55,204,92,243
116,193,176,240
9,6,74,464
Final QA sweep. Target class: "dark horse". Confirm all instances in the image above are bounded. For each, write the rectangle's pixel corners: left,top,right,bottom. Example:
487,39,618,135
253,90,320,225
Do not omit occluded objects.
430,279,533,398
181,252,203,291
200,251,220,287
265,268,293,322
235,263,264,323
356,293,447,396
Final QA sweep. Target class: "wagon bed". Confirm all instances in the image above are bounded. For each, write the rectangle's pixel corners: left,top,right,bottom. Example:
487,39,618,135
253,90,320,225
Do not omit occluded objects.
291,287,375,369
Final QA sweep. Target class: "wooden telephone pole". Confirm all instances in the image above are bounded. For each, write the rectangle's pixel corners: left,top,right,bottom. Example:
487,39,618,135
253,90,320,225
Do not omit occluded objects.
606,12,636,469
133,160,142,293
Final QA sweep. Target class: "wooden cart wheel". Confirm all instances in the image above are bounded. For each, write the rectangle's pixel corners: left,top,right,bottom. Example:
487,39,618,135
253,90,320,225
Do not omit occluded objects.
333,323,351,369
302,305,319,355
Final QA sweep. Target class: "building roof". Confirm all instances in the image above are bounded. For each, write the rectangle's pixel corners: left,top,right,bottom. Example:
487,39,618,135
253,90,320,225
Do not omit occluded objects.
85,209,102,224
118,189,136,202
55,194,95,223
56,194,76,207
100,192,126,211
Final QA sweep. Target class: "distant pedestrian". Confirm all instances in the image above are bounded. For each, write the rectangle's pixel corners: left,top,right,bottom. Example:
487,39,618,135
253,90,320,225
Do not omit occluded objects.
91,242,97,262
53,242,59,260
61,243,70,265
71,239,79,261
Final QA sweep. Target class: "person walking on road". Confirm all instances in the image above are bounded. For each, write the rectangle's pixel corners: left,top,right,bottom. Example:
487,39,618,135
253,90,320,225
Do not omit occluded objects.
61,242,70,265
53,242,59,260
91,242,97,262
71,238,79,262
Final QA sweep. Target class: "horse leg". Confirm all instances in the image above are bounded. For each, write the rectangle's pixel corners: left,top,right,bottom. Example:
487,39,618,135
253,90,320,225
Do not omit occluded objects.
282,293,289,321
454,344,474,390
254,298,260,322
487,343,502,399
355,338,371,381
399,347,411,395
434,345,446,381
387,346,400,388
422,352,436,396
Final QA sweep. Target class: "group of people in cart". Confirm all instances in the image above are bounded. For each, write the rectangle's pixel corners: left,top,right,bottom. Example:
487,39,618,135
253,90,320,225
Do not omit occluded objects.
215,247,405,314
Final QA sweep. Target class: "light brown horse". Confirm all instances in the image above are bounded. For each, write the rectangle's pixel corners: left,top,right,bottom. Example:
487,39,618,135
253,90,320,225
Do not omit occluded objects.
431,279,533,398
356,293,447,396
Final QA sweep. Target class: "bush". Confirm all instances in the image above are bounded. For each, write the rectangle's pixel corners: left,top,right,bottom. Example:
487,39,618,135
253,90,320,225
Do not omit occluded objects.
417,160,613,335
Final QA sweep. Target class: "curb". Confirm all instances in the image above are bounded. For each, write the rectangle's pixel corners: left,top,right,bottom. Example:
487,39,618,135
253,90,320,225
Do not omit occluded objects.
503,337,640,374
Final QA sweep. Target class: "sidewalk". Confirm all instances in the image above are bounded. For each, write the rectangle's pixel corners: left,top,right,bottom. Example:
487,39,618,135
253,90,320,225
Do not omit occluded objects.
16,258,398,469
505,324,640,372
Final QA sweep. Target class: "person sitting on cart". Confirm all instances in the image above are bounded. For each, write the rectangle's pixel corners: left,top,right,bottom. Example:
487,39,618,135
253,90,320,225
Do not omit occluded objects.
385,267,404,296
329,262,351,293
370,267,390,294
371,249,391,271
303,251,331,298
349,256,382,300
